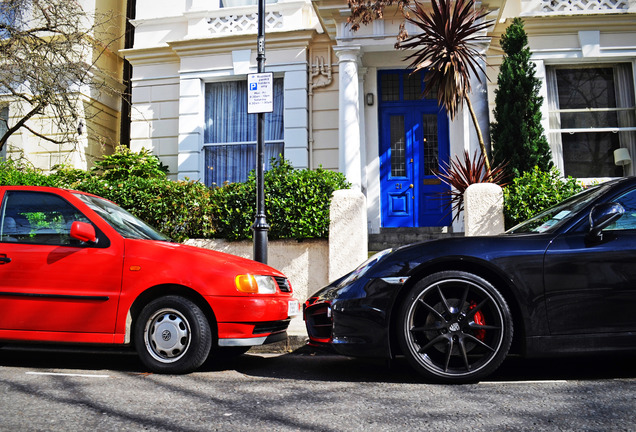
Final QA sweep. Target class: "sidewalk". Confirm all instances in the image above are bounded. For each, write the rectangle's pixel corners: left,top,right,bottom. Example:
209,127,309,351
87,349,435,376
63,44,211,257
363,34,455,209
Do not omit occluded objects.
249,330,308,354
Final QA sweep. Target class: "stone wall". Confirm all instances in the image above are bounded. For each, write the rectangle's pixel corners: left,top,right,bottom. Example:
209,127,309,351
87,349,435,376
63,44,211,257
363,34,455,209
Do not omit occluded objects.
185,188,368,336
464,183,505,236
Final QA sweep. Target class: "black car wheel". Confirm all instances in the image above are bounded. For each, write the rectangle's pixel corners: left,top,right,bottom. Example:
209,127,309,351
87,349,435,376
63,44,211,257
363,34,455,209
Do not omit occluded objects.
398,271,513,383
135,296,212,374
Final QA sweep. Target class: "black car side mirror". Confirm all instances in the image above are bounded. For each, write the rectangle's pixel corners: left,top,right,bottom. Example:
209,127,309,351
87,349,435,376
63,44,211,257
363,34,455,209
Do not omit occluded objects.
588,202,625,241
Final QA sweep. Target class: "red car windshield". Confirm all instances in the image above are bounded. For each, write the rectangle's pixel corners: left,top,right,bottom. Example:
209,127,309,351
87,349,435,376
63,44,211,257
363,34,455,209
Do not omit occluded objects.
74,193,170,241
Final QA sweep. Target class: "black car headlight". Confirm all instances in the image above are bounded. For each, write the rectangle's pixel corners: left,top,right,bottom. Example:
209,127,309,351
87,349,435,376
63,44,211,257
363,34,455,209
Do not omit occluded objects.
337,248,393,287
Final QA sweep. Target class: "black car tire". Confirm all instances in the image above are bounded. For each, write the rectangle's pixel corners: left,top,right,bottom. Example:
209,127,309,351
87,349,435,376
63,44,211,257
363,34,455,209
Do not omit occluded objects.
397,271,513,383
134,295,212,374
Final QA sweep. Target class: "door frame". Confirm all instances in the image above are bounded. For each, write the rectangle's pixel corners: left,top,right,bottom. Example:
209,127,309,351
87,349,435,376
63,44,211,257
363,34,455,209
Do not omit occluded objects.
378,69,450,228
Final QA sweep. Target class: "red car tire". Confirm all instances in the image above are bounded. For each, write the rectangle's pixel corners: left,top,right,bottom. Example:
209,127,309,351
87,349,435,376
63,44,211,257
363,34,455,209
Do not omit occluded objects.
134,295,213,374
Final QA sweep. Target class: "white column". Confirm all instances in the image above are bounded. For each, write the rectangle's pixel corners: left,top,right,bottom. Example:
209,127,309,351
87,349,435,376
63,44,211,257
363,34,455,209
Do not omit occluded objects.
178,78,204,181
334,46,362,190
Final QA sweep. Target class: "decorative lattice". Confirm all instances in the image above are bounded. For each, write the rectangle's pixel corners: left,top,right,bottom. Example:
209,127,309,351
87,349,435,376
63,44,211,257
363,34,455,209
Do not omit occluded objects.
541,0,629,13
208,12,283,34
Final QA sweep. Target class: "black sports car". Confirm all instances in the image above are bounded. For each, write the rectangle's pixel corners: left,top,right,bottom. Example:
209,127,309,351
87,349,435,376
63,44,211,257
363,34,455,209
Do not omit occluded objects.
304,177,636,383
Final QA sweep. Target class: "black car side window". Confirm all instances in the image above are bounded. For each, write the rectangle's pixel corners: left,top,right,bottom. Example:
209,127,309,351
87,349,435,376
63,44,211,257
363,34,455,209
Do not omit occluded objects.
0,191,92,245
606,189,636,231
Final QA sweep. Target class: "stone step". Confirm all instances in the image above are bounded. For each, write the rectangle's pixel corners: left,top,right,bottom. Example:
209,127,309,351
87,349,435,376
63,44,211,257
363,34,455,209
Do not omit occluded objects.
368,227,463,252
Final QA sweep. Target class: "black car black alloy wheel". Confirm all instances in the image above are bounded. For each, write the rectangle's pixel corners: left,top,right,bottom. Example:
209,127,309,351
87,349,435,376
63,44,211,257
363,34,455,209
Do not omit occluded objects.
398,271,513,383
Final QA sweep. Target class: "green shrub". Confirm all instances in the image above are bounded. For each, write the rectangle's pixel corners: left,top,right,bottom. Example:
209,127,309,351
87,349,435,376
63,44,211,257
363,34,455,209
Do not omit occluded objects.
503,166,583,229
2,148,350,242
73,176,215,242
49,165,93,188
211,159,350,240
0,158,56,186
90,146,168,181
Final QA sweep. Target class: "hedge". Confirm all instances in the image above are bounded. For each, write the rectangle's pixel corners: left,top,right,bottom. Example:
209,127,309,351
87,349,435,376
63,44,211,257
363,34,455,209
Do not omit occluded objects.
1,148,350,242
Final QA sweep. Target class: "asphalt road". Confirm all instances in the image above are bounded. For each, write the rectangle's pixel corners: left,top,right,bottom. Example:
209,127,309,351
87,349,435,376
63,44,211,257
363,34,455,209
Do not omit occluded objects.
0,344,634,432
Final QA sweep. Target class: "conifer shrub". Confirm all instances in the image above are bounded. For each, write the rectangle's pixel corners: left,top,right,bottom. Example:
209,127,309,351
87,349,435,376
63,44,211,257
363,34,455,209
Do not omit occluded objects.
491,18,553,179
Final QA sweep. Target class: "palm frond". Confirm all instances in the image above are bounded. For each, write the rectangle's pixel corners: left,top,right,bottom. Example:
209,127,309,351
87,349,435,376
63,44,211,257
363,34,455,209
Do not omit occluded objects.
398,0,493,119
436,150,508,221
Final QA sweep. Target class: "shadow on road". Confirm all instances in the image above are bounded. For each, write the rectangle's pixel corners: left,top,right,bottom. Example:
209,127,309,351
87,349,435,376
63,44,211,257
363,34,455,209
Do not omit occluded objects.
1,343,635,384
0,344,144,373
214,345,636,383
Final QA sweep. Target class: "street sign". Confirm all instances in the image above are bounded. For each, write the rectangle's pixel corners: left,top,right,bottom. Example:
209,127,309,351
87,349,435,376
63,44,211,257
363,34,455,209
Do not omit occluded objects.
247,72,274,114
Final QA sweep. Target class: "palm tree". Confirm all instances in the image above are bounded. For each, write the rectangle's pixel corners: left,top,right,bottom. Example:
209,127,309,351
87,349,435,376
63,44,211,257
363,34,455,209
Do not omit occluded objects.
398,0,494,175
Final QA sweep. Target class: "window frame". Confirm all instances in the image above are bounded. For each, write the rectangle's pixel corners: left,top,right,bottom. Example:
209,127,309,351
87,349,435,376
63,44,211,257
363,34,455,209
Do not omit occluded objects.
546,63,636,178
202,77,285,186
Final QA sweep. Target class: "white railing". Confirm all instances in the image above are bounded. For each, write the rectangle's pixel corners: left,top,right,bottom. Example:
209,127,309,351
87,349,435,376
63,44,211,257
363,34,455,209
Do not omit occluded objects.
205,1,311,36
208,11,284,34
539,0,629,14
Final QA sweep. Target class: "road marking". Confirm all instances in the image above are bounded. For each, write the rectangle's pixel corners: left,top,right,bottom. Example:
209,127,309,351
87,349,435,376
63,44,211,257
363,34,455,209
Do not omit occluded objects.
481,380,568,385
26,372,110,378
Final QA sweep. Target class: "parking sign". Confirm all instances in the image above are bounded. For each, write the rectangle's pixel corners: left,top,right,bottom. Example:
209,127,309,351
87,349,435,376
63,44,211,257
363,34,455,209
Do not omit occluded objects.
247,73,273,114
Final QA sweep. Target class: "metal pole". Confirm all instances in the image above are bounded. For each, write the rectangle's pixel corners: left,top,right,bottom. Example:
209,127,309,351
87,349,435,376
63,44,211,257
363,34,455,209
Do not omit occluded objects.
252,0,269,263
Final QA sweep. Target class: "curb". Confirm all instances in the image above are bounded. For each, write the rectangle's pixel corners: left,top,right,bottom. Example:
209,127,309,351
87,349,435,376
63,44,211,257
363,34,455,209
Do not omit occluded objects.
248,334,308,354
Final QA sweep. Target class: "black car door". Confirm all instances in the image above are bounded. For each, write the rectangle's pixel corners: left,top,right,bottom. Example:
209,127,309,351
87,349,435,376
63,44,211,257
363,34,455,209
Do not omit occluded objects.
543,187,636,334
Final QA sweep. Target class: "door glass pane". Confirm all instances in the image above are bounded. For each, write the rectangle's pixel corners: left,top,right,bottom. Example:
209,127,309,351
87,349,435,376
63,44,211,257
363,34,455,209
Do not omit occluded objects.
381,74,400,102
607,189,636,230
390,115,406,177
425,80,438,100
404,72,423,100
1,191,90,245
422,114,438,175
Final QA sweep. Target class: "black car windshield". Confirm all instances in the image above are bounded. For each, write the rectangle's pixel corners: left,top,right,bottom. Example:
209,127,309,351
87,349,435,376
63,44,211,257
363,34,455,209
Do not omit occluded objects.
507,184,610,234
74,193,170,241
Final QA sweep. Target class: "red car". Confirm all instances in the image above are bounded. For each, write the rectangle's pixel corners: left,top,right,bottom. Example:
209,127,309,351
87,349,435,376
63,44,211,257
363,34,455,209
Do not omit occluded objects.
0,186,299,373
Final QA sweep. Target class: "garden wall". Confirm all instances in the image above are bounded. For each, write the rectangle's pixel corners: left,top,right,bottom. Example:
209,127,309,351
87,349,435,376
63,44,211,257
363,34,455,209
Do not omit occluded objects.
185,189,368,337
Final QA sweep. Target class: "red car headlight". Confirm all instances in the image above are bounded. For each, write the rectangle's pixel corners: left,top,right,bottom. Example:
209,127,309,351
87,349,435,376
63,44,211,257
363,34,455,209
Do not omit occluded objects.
235,274,278,294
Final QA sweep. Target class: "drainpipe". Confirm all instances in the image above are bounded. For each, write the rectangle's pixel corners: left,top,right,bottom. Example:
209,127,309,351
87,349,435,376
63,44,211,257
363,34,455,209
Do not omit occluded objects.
308,47,332,170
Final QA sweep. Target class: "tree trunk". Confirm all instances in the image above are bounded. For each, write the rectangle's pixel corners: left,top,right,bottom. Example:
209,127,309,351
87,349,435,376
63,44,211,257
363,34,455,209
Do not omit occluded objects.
464,95,492,178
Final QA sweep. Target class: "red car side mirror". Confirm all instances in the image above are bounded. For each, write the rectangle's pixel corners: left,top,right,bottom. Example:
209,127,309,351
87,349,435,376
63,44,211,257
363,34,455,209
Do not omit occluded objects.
70,221,97,244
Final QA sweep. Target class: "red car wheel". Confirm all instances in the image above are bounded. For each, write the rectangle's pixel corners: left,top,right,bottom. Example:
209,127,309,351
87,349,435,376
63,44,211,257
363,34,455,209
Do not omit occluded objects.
135,295,212,374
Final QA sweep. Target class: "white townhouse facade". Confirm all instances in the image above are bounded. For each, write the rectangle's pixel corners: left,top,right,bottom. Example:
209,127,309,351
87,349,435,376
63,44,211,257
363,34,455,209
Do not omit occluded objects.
487,0,636,181
124,0,636,234
0,0,130,170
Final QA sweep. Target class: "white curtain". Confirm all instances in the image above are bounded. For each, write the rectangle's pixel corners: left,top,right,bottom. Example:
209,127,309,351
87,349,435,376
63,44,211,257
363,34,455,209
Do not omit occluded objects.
545,67,564,173
204,79,284,185
614,63,636,176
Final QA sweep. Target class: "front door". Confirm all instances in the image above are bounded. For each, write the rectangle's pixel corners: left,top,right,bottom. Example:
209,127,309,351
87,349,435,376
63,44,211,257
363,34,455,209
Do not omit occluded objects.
379,70,450,228
544,187,636,334
0,190,123,335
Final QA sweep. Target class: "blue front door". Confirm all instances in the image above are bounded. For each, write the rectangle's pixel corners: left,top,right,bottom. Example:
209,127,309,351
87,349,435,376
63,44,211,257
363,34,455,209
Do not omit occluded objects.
379,70,451,228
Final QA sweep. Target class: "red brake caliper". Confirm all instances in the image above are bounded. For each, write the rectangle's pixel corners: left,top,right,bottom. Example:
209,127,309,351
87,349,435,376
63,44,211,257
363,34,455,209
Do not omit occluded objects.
469,301,486,341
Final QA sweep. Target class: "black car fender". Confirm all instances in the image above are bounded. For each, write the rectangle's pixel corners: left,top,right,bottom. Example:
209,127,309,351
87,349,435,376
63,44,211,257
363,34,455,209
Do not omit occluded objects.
379,252,546,358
